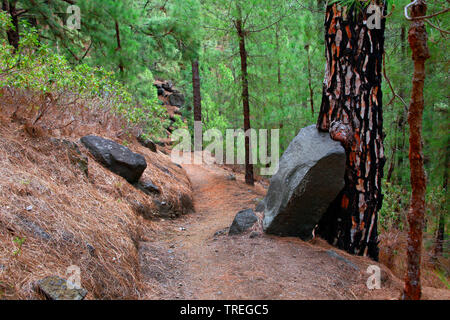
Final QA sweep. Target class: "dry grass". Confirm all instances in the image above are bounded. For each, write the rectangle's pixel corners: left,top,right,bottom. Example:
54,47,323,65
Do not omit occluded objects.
379,230,449,290
0,92,193,299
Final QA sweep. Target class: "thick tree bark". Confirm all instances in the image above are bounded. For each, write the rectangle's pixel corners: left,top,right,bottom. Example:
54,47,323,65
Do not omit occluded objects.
236,17,254,186
316,3,386,260
192,59,202,123
403,0,430,301
2,0,20,50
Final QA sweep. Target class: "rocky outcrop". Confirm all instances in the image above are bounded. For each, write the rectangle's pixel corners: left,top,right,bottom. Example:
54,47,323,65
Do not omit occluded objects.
80,135,147,183
139,181,161,195
262,125,346,240
169,91,185,108
153,80,186,137
229,209,258,235
137,135,157,153
36,276,87,300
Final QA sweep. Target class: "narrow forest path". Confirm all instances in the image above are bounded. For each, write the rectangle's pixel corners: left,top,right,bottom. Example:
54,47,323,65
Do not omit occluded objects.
140,155,413,300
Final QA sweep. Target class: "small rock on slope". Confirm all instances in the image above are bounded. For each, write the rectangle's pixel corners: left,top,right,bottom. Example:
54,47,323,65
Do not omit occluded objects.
229,209,258,235
36,276,87,300
81,135,147,183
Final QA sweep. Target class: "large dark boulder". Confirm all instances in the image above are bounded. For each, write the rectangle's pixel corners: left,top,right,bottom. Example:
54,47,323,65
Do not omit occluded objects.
81,135,147,183
262,125,345,240
229,209,258,235
168,91,185,108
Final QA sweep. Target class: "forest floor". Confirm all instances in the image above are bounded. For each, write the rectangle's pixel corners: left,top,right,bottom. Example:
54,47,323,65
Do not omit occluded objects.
140,153,450,300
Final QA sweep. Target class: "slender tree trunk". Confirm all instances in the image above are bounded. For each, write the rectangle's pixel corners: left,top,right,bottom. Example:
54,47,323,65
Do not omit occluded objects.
192,59,202,123
306,44,315,115
192,59,202,154
236,17,254,186
403,0,430,301
275,24,284,130
275,24,282,87
316,3,386,260
114,21,124,74
2,0,20,50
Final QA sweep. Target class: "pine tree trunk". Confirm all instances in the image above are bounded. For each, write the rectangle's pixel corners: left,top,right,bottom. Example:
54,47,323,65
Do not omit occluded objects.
114,21,124,74
306,45,315,115
236,18,254,186
403,0,430,301
192,58,203,155
2,0,20,50
317,3,386,260
192,59,202,123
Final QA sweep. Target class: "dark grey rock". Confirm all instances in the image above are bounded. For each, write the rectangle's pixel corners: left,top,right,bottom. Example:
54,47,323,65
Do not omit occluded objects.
227,174,236,181
229,209,258,235
326,250,359,271
86,243,96,257
61,231,76,243
169,92,185,108
36,276,87,300
154,200,172,218
17,216,51,241
263,125,346,240
214,227,229,238
162,81,173,92
137,135,157,152
249,231,261,239
80,135,147,183
154,84,164,96
255,200,265,212
139,181,161,194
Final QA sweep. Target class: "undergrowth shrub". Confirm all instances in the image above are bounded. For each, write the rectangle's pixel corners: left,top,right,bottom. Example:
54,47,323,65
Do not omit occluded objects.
0,11,169,139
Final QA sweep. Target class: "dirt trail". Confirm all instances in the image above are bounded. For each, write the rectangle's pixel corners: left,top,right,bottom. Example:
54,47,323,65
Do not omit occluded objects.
140,157,432,300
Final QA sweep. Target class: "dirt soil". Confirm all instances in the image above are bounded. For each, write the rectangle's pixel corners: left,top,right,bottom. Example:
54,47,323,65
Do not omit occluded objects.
139,155,450,300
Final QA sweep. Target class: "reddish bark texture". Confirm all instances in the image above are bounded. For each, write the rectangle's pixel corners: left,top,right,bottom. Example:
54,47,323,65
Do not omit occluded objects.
317,3,386,260
403,0,430,301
